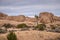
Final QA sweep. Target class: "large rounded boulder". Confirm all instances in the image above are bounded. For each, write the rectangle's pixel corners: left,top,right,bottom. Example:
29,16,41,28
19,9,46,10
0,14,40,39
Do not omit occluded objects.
39,12,54,24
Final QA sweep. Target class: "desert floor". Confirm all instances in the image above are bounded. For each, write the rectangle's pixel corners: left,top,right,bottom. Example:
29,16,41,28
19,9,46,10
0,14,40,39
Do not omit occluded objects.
0,30,60,40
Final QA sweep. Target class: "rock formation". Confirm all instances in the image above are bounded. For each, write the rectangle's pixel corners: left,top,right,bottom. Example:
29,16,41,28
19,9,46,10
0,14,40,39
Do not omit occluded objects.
0,12,8,17
6,15,26,22
0,12,60,25
25,17,36,22
39,12,54,24
0,12,8,20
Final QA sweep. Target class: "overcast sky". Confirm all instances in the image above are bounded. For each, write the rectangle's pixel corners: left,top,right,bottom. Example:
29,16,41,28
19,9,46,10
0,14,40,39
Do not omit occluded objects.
0,0,60,17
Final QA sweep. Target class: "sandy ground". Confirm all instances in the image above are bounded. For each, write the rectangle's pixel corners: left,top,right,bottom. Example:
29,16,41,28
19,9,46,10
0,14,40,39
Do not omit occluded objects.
15,31,60,40
0,31,60,40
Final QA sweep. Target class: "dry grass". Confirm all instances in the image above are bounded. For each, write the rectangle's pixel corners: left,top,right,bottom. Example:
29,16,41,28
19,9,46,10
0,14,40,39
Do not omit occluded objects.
15,31,60,40
0,31,60,40
0,34,7,40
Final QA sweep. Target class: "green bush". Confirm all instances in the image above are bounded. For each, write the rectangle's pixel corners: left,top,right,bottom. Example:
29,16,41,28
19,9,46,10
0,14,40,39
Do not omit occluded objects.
7,31,17,40
17,23,28,28
35,24,46,31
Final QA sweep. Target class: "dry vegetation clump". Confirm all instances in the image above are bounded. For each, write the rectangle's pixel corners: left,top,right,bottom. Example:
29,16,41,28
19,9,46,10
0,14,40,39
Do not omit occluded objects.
7,31,17,40
34,24,46,31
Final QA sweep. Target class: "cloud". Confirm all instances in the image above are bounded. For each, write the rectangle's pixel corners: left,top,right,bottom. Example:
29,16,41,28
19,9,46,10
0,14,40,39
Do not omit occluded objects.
0,5,60,12
0,4,60,16
0,0,60,16
0,5,60,10
0,0,60,6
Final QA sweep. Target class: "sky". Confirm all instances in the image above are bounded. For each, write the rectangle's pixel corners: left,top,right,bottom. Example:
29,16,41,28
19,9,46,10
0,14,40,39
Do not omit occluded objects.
0,0,60,17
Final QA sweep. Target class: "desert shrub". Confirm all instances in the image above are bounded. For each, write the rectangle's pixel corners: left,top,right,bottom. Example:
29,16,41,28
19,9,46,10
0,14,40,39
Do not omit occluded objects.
35,24,46,31
2,23,13,28
50,25,56,30
7,31,17,40
17,23,28,28
54,27,60,33
0,29,6,33
50,25,60,33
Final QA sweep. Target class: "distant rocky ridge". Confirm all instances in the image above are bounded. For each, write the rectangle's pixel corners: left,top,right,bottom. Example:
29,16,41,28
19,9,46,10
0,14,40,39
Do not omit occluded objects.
0,12,60,25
